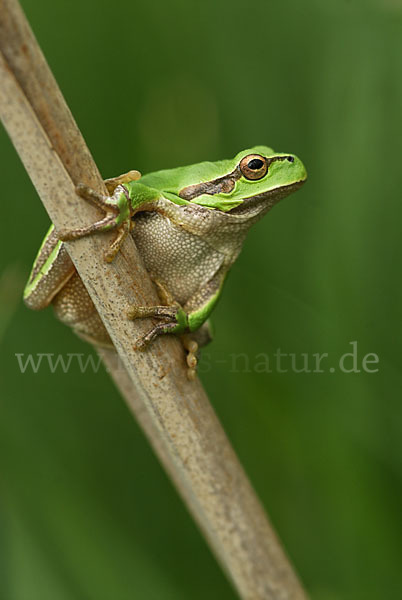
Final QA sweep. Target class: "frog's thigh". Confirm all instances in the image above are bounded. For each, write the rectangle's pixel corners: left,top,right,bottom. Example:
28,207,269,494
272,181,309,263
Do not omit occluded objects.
24,238,76,310
52,271,112,347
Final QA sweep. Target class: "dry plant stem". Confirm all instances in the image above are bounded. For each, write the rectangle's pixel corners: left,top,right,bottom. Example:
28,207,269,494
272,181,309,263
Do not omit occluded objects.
0,1,308,598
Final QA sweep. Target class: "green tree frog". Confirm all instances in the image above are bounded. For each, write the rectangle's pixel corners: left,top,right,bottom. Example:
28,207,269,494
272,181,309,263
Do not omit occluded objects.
24,146,307,378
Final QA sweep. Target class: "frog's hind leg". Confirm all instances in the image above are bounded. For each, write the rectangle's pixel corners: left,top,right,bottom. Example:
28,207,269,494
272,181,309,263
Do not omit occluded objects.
23,226,76,311
181,321,213,380
180,334,199,380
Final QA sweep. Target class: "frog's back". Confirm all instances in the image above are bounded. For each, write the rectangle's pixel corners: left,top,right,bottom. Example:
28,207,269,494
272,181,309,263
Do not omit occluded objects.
138,147,275,195
139,159,233,195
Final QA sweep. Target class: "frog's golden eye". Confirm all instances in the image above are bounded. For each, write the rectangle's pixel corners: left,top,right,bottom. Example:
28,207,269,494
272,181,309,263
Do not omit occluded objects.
239,154,268,180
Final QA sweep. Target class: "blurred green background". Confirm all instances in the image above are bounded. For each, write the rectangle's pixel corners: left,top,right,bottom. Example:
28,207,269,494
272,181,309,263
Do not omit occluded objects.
1,0,401,598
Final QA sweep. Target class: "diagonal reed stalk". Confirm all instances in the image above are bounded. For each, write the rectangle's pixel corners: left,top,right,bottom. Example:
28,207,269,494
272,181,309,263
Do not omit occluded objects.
0,1,308,597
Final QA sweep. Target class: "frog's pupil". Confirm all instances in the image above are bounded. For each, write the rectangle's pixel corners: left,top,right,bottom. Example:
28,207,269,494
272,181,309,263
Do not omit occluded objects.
248,158,264,170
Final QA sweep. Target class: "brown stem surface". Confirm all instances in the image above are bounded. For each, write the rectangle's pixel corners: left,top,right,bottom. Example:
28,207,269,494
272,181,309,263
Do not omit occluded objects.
0,1,308,598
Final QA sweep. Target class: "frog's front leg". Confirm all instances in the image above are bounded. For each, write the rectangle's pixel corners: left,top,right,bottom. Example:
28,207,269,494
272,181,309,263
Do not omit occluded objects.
128,303,197,379
128,304,189,348
104,170,141,194
57,170,145,263
58,183,133,262
127,272,223,379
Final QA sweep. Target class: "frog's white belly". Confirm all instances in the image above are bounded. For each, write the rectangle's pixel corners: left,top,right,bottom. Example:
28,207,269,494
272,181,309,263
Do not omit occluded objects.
132,211,225,305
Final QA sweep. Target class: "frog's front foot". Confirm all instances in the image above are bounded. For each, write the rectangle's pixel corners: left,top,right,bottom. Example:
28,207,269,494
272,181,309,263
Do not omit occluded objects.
127,303,198,380
58,182,134,263
104,170,141,194
127,305,181,344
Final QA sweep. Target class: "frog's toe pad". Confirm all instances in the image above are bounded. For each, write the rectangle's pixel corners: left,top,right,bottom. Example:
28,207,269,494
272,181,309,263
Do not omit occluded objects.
187,367,197,381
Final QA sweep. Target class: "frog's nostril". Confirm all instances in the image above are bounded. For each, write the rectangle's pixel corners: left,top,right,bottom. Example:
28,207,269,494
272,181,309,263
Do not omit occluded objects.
287,156,295,163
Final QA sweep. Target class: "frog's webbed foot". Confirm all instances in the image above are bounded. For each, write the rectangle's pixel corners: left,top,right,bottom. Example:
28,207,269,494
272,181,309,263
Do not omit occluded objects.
58,171,140,263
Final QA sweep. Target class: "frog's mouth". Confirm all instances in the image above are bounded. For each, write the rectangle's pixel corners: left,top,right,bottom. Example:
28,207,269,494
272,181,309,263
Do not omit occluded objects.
228,179,306,215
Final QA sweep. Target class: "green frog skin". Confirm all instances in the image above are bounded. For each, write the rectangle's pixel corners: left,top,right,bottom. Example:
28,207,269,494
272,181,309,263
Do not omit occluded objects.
24,146,307,377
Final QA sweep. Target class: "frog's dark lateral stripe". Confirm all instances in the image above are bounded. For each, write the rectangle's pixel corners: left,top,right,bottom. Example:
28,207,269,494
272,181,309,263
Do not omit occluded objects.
178,169,241,200
178,155,294,201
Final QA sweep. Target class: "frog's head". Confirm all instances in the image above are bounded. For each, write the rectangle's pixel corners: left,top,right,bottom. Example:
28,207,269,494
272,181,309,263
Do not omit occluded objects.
177,145,307,214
